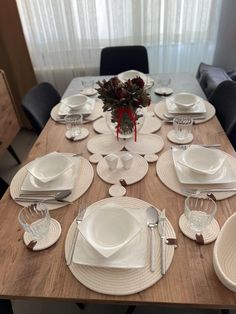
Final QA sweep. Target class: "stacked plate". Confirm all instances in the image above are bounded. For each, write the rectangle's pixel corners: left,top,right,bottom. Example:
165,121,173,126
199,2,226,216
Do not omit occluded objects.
166,92,206,117
58,94,95,117
172,145,236,185
73,203,147,268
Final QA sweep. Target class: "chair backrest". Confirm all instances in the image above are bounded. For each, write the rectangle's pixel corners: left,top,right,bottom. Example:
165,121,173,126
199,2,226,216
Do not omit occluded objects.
100,45,149,75
22,82,61,135
209,80,236,149
0,177,8,199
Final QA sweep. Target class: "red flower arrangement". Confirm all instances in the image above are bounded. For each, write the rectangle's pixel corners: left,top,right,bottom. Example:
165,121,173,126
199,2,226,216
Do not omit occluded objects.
97,77,151,140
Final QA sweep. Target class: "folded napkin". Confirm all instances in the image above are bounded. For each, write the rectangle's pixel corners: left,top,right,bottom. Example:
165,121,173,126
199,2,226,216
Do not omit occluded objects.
58,97,95,117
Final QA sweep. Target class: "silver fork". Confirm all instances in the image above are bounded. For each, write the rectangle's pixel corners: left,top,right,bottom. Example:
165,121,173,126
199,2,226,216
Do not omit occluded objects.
66,205,87,266
172,144,221,150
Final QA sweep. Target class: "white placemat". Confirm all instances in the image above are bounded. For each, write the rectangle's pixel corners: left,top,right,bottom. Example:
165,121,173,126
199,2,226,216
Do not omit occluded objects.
97,152,148,185
10,156,94,210
87,134,125,155
125,134,164,155
65,197,176,295
51,100,104,123
154,99,215,124
156,150,236,201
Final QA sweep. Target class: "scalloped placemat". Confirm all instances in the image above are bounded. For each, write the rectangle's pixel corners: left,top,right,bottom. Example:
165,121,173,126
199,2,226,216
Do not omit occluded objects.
93,115,162,135
65,197,176,295
87,134,125,155
10,156,94,210
51,100,103,123
97,152,149,185
179,214,220,244
154,99,215,124
156,150,236,201
125,134,164,155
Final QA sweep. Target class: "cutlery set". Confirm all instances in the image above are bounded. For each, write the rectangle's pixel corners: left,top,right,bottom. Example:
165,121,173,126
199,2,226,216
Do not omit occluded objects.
15,190,72,204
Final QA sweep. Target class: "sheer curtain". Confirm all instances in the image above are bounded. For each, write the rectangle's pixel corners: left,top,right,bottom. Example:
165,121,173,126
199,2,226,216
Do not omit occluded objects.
16,0,222,94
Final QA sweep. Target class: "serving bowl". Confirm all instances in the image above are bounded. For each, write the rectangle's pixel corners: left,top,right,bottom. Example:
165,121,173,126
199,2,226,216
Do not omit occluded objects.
62,94,88,111
118,70,147,83
78,206,141,258
182,145,226,175
173,92,198,110
213,212,236,292
26,152,73,183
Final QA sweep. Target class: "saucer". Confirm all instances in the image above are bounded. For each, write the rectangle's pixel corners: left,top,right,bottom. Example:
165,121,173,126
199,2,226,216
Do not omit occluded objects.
23,218,61,251
167,130,193,144
80,88,97,96
144,154,159,163
178,214,220,244
65,128,89,141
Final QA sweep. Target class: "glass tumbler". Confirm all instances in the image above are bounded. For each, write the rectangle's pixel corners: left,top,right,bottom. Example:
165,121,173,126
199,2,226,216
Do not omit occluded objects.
184,193,217,235
81,79,95,94
18,203,51,240
65,114,83,137
173,115,193,140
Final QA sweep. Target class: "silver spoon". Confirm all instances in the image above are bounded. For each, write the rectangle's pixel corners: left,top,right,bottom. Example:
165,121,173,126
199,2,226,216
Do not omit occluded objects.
147,206,159,272
15,190,72,203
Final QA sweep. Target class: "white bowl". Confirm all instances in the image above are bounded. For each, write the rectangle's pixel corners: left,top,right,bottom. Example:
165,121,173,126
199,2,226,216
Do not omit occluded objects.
173,93,198,110
78,205,141,258
62,94,88,111
118,70,147,83
26,152,73,183
213,212,236,292
182,145,226,175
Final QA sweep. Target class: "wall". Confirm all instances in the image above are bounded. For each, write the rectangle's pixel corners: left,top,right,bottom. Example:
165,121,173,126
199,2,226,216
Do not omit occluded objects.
0,0,37,127
213,0,236,70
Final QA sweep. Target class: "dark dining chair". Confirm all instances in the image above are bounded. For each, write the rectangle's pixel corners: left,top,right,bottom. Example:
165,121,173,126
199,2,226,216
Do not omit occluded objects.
208,80,236,150
100,45,149,75
0,177,8,198
22,82,61,135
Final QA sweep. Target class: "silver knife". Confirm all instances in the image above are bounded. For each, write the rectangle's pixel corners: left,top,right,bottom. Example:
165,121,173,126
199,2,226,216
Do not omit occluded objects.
66,206,87,266
158,209,166,275
14,197,71,204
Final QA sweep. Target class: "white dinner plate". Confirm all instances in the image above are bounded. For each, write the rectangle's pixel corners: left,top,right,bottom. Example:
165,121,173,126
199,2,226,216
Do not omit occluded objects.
172,148,236,185
78,205,141,258
166,96,206,114
73,203,147,268
58,96,95,117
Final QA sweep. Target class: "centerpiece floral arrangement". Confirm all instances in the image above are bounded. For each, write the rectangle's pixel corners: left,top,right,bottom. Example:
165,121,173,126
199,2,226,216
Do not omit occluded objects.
96,76,151,141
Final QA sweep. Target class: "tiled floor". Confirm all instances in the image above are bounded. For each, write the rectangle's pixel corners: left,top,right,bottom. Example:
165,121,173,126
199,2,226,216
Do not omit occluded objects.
0,129,232,314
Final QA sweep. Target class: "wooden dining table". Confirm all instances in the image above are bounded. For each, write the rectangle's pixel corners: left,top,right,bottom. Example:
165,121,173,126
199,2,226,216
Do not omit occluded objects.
0,73,236,309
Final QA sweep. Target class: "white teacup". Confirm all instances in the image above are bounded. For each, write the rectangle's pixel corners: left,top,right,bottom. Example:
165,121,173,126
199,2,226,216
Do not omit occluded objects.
104,153,118,170
120,153,134,170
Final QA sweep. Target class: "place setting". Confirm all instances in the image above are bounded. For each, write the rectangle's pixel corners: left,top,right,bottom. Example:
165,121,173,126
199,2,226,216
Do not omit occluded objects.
156,144,236,201
65,197,177,295
117,69,154,89
154,92,216,124
50,94,104,124
10,151,94,210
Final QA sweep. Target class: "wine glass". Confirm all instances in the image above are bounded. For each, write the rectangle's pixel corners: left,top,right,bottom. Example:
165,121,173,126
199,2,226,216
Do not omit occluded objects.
184,193,217,237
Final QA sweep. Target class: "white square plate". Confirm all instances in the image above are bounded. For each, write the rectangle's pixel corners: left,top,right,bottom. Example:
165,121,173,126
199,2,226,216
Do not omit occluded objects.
172,148,236,184
21,156,79,192
58,97,95,117
73,205,147,268
166,96,206,114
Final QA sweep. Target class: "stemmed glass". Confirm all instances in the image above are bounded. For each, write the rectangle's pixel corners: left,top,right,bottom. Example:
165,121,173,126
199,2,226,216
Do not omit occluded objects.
184,193,217,240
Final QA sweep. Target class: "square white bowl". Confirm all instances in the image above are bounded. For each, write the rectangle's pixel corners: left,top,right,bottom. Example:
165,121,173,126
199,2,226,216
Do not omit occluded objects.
26,152,74,183
78,205,142,258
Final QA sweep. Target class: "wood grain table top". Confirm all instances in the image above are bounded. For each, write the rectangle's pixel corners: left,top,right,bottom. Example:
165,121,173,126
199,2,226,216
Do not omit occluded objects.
0,73,236,308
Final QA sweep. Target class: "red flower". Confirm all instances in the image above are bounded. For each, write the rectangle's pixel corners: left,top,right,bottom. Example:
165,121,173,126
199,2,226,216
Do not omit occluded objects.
131,77,144,88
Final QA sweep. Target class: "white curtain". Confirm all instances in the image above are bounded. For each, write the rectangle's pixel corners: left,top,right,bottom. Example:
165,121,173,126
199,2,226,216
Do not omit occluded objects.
16,0,222,94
